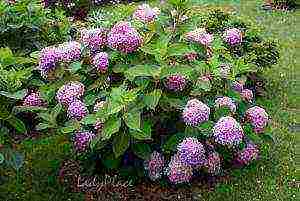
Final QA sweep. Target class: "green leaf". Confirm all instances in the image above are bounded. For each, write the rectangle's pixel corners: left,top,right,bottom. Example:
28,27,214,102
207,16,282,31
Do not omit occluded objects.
112,64,130,73
60,120,80,134
243,124,262,144
124,65,161,81
167,43,193,57
0,89,27,100
0,47,14,66
81,114,97,125
84,94,97,106
13,106,47,114
50,103,62,120
0,153,4,164
162,133,185,154
129,120,152,140
226,90,241,102
102,153,121,170
7,116,26,134
69,61,81,73
160,65,195,79
213,107,231,121
131,143,152,160
123,109,141,130
101,116,121,140
112,132,130,158
191,78,212,95
36,123,51,131
143,89,162,110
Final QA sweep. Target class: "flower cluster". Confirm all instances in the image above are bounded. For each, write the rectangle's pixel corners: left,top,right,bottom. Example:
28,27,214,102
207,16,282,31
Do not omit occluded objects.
92,52,109,73
213,116,244,147
204,151,221,175
107,21,142,53
23,92,43,107
79,28,107,51
240,89,253,103
235,143,259,165
223,28,243,46
185,28,214,46
93,101,106,131
58,41,82,63
182,99,210,126
232,80,244,92
165,74,187,91
246,106,269,133
67,100,88,120
56,82,85,106
38,46,62,76
144,151,165,181
73,131,96,152
215,97,236,113
184,52,198,62
133,4,160,23
177,137,206,167
165,154,193,184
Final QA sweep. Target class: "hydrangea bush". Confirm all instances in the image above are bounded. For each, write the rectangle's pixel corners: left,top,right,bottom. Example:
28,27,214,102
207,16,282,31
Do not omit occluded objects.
13,0,278,187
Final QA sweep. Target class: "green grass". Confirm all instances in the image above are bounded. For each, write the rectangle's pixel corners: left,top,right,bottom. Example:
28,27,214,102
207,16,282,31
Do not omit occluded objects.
1,0,298,200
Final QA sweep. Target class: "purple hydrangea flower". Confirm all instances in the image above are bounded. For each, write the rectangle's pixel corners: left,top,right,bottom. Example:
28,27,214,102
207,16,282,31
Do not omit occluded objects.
92,52,109,73
240,89,254,103
23,92,43,107
73,131,96,152
186,28,213,46
213,116,244,147
183,99,210,126
79,28,107,51
165,74,187,91
235,142,259,165
219,63,231,79
177,137,206,167
245,106,269,133
94,119,104,131
107,21,142,53
215,96,236,113
165,154,193,184
38,46,62,76
205,151,221,175
67,100,88,120
223,28,243,46
144,151,165,181
56,82,85,106
133,4,160,23
232,81,244,92
58,41,82,63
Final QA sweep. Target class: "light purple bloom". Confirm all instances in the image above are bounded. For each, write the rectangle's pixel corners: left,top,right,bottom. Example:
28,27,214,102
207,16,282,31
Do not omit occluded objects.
223,28,243,46
92,52,109,73
165,74,187,91
94,119,104,131
177,137,206,167
186,28,213,46
235,143,259,165
165,154,193,184
73,131,96,152
240,89,254,103
246,106,269,133
56,82,85,106
213,116,244,147
67,100,88,120
232,81,244,92
23,92,43,107
58,41,82,63
38,46,62,76
215,96,236,113
133,4,160,23
183,99,210,126
79,28,107,51
107,21,142,53
205,151,221,175
144,151,165,181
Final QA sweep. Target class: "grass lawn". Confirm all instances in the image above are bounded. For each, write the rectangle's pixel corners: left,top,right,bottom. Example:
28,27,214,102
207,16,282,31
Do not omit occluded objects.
0,0,298,200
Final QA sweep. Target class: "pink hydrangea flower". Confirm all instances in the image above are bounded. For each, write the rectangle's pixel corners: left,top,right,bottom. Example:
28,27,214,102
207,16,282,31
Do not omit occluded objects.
182,99,210,126
215,96,236,113
205,151,221,175
165,74,187,91
23,92,43,107
144,151,165,181
56,82,85,106
213,116,244,147
235,143,259,165
186,28,214,46
223,28,243,46
92,52,109,73
245,106,269,133
133,4,160,23
67,100,88,120
240,89,254,103
58,41,82,63
73,131,96,152
38,46,62,76
79,28,107,51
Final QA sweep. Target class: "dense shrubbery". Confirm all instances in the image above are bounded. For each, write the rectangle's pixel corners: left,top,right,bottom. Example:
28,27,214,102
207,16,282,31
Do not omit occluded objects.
0,0,280,195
